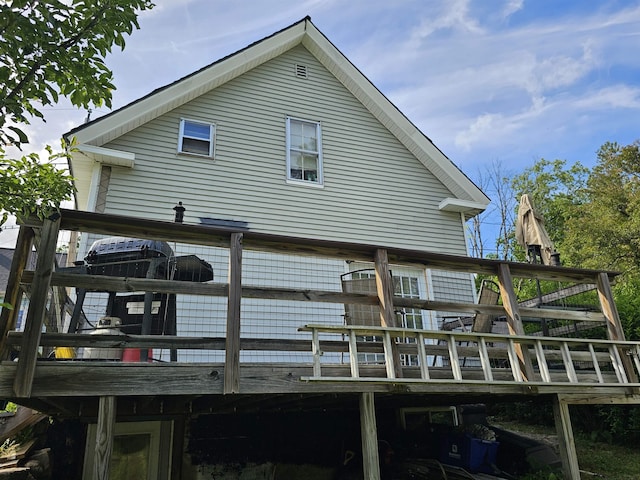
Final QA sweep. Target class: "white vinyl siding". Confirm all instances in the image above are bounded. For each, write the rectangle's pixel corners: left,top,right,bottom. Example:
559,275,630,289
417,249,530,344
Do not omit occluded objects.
95,45,467,254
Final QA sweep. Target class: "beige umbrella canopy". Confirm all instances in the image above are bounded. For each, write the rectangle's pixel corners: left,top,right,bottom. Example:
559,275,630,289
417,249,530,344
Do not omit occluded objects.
515,194,559,266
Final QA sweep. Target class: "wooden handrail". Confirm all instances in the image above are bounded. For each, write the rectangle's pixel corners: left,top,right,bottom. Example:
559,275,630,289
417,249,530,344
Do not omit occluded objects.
21,209,619,283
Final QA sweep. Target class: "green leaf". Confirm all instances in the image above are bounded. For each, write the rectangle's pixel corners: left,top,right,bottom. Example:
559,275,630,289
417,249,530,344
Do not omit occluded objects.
7,125,28,144
0,0,155,146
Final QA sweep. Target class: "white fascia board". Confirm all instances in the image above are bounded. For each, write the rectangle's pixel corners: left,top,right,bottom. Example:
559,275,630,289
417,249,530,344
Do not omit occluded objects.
76,144,135,168
71,24,307,146
302,23,490,206
439,197,488,214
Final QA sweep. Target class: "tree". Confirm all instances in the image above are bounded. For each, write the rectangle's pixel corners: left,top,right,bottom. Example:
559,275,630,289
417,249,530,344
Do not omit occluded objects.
510,158,589,265
0,149,75,226
0,0,154,224
467,160,517,260
0,0,154,147
564,141,640,274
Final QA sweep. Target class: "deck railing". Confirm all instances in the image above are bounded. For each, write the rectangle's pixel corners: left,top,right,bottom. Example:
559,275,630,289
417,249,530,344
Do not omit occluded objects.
1,209,638,398
299,325,640,387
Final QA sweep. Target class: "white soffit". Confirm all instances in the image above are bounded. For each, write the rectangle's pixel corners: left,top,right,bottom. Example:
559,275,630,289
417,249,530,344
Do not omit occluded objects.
439,198,488,214
76,144,135,168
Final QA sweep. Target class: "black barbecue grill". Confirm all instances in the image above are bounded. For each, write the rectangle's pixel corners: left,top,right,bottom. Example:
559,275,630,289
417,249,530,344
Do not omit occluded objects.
62,236,214,361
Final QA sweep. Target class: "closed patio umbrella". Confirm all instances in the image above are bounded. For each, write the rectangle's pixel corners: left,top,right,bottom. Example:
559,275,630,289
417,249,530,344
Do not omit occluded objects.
515,194,559,266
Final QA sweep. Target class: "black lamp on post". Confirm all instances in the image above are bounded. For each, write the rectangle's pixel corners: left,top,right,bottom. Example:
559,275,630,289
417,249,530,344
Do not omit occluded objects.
173,202,186,223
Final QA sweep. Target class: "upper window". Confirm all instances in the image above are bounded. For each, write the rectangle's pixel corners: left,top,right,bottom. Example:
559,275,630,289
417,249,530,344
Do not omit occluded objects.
178,119,215,157
286,117,323,185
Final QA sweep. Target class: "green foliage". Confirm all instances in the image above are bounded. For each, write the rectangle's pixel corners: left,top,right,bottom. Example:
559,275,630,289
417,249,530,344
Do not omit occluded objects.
0,0,154,147
518,469,560,480
565,141,640,274
611,277,640,341
0,146,75,225
0,1,153,226
511,158,589,264
1,402,17,413
488,400,555,427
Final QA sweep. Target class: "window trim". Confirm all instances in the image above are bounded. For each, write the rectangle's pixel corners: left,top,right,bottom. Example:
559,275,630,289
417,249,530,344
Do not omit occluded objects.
285,116,324,186
178,118,215,158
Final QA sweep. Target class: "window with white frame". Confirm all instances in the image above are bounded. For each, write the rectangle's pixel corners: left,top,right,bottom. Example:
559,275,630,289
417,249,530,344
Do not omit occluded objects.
347,269,425,366
178,119,215,157
286,117,323,184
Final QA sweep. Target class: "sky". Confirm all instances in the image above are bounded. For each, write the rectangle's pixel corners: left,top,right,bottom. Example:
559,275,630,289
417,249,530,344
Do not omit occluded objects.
2,0,640,248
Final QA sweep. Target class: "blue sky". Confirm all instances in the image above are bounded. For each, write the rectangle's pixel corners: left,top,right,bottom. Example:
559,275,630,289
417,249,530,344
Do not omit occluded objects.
3,0,640,247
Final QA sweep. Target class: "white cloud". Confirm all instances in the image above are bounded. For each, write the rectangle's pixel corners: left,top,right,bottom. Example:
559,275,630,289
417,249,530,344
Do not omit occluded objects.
411,0,484,40
575,85,640,110
501,0,524,20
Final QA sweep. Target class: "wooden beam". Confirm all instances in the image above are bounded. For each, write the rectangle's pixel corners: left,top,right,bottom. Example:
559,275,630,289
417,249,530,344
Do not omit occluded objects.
375,249,403,378
552,395,580,480
14,217,60,397
596,272,638,383
558,393,640,405
32,271,606,324
94,396,116,480
224,233,242,394
23,209,619,283
359,392,380,480
0,226,34,360
0,362,638,397
497,264,535,381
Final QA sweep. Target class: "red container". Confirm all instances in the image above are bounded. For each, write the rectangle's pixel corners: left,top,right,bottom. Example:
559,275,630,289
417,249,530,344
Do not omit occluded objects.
122,348,153,362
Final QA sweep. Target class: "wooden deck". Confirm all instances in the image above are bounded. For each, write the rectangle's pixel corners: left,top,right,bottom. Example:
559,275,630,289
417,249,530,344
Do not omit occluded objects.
2,209,640,479
1,209,639,402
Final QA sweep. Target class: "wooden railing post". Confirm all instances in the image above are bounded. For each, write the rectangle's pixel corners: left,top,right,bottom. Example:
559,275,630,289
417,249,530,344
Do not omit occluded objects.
224,233,243,394
496,263,535,381
596,272,638,383
14,216,60,397
0,226,35,360
374,249,403,378
94,396,117,480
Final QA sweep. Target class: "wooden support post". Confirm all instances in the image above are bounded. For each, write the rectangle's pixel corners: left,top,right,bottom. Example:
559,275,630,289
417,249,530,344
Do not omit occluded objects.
359,392,381,480
94,396,117,480
374,249,403,378
496,263,535,381
596,272,638,382
552,395,580,480
0,226,35,360
13,217,60,398
224,233,243,394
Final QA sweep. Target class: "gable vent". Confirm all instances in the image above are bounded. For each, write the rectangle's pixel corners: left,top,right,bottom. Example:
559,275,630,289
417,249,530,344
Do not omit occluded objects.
295,64,308,79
